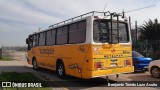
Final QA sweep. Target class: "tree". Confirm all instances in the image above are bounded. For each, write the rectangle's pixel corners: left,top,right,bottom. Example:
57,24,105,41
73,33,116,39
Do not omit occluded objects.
139,19,160,40
139,19,160,56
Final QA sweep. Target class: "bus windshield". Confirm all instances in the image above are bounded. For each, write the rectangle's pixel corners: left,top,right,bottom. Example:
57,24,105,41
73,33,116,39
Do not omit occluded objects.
93,19,129,43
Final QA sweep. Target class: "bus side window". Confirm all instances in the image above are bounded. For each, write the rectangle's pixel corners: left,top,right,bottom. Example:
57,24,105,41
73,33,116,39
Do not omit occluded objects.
32,34,39,46
56,26,68,45
39,32,46,46
27,35,33,51
46,30,56,45
69,20,86,44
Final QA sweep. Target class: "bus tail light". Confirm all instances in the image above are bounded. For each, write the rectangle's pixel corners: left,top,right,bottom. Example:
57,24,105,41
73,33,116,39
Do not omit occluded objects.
124,60,131,66
94,62,103,69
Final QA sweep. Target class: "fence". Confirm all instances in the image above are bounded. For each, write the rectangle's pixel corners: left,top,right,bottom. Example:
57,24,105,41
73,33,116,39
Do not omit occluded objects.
133,40,160,60
0,46,27,60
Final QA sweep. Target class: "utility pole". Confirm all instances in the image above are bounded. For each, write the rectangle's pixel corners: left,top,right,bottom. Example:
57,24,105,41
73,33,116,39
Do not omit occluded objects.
129,16,131,31
135,21,138,51
0,47,2,59
0,45,3,59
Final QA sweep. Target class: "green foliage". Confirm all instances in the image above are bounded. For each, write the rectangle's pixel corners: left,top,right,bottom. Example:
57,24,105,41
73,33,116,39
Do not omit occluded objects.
0,72,51,90
139,19,160,40
153,50,160,60
2,88,51,90
138,19,160,55
0,57,13,61
0,72,40,81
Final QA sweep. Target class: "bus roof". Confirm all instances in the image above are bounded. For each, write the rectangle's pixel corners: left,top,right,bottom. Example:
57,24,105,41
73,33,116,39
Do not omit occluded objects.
30,11,126,35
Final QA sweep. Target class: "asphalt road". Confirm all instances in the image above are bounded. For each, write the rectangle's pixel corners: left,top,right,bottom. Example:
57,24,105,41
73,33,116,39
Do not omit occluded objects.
0,51,160,90
0,60,160,90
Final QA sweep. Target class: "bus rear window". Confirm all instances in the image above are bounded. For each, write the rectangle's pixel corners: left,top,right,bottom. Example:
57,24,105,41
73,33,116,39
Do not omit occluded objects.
93,20,129,43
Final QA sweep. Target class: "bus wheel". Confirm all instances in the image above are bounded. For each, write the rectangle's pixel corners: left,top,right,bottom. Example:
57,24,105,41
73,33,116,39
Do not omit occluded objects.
32,59,38,70
57,62,66,78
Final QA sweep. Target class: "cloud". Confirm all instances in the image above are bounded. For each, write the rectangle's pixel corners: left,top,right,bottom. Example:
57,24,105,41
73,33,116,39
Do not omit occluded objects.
0,0,65,31
25,0,107,18
0,0,158,31
0,0,62,29
0,0,159,46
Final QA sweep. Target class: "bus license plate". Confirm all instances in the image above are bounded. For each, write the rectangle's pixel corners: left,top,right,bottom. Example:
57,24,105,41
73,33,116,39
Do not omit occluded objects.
111,63,117,67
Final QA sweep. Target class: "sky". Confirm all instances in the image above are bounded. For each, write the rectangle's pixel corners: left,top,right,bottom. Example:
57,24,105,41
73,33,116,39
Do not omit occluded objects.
0,0,160,46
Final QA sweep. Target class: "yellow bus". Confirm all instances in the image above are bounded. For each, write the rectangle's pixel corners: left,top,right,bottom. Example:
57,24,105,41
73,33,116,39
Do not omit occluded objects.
26,11,134,79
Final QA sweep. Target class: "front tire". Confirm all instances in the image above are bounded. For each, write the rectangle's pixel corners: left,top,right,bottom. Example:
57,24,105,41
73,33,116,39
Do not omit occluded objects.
151,67,160,78
57,62,66,78
32,59,38,70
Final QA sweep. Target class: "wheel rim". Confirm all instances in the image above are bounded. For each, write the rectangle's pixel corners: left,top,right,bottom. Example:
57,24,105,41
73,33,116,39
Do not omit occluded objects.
152,68,160,77
33,60,37,68
58,64,63,76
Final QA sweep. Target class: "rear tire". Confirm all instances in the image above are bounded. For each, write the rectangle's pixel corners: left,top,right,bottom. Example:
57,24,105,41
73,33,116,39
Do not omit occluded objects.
151,67,160,78
32,59,38,70
57,61,66,78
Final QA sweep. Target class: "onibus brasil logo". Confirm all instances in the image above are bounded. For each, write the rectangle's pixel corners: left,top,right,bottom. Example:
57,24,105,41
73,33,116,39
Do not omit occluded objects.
1,82,42,88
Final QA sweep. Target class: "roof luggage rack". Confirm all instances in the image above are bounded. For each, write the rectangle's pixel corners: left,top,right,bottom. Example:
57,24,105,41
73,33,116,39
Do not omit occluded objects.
48,11,121,29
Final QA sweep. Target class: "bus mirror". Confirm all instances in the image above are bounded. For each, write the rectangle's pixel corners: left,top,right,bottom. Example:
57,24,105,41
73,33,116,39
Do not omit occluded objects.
26,38,29,44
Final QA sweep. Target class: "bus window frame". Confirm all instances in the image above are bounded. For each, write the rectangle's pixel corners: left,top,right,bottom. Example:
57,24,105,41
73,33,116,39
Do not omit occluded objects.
46,29,56,46
93,19,129,43
27,19,87,49
68,20,86,44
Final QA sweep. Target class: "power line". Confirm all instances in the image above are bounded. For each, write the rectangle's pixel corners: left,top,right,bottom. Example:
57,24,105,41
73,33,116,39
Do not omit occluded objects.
102,1,108,13
124,5,156,13
101,1,108,17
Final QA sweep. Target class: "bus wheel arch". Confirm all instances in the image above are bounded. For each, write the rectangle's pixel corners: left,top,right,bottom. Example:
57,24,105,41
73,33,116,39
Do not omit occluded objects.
56,59,66,78
32,57,38,70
